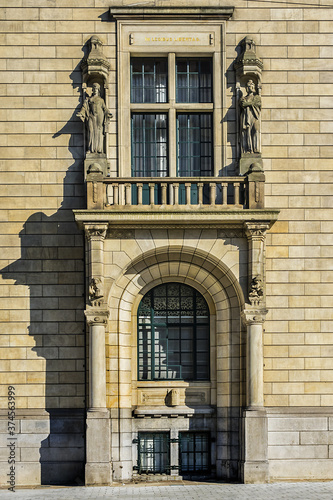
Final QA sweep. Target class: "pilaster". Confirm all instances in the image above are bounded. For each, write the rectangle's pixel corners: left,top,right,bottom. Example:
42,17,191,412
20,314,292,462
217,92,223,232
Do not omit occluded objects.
83,223,111,485
241,221,270,483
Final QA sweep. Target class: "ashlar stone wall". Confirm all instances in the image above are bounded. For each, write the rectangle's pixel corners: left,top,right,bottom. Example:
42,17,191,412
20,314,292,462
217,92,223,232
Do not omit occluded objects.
0,0,332,486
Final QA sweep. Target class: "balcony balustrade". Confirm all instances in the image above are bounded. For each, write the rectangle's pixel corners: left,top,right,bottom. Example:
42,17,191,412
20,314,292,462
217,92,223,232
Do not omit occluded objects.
86,170,265,211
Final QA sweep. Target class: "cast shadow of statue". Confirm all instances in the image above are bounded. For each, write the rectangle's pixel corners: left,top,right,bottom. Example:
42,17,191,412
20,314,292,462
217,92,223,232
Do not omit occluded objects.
221,41,244,177
0,64,88,485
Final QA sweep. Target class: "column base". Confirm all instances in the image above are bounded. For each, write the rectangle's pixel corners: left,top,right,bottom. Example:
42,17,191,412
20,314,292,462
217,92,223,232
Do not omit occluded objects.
85,463,112,486
85,409,112,486
241,460,269,484
241,408,269,483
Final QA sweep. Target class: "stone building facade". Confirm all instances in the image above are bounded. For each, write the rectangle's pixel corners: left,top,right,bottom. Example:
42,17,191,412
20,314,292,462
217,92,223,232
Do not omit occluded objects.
0,0,332,488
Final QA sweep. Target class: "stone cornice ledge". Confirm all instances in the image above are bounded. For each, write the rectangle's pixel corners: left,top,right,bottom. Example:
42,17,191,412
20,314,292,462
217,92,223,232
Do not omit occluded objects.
109,6,234,21
74,209,279,230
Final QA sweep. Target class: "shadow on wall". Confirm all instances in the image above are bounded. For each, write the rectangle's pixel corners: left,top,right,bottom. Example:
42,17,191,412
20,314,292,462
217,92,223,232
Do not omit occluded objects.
1,60,88,485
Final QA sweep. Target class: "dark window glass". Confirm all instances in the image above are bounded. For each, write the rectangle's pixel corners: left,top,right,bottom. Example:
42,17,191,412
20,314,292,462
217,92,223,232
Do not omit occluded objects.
137,433,170,474
177,114,212,177
176,58,212,103
138,283,210,381
131,114,168,177
179,432,210,474
131,58,168,103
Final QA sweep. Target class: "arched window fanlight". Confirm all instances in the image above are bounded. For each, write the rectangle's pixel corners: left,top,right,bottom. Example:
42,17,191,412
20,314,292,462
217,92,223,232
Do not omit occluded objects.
137,283,210,381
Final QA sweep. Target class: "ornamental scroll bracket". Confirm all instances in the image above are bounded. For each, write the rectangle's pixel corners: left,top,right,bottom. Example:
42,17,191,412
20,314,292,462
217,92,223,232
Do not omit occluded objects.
234,36,263,176
77,36,112,181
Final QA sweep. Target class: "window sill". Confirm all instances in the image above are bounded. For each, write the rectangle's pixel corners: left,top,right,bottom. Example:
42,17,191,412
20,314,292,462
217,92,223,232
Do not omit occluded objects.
133,405,215,417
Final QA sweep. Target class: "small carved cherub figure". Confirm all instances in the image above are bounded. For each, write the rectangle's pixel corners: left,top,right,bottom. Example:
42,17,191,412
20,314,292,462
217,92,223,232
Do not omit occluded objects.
239,79,261,154
89,277,103,303
77,82,112,154
249,275,264,305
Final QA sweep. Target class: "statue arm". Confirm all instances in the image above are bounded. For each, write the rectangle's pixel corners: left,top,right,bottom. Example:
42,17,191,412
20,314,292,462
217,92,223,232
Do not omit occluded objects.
77,98,89,122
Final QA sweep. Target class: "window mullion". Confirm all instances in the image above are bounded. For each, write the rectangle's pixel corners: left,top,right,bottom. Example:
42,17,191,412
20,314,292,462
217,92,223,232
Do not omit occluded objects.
168,53,176,179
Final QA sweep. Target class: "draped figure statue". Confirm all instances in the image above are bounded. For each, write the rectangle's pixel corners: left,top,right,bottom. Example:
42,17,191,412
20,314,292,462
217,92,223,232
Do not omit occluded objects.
239,79,261,154
77,82,111,154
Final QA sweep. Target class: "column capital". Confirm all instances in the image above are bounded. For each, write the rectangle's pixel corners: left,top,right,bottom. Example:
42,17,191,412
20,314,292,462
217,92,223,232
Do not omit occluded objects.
85,309,109,326
244,221,270,240
241,308,268,326
84,223,108,241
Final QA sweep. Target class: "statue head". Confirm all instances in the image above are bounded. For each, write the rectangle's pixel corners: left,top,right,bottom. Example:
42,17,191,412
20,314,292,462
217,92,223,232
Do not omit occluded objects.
92,82,101,96
246,79,256,94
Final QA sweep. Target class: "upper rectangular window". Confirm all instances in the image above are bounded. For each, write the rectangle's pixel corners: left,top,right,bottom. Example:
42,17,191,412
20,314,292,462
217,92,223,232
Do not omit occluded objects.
176,58,212,103
119,24,223,179
131,113,168,177
131,58,168,103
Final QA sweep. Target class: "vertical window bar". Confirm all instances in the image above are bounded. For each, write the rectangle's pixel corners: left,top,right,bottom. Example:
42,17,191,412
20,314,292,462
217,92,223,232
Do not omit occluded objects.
176,58,212,103
138,433,170,474
131,58,168,103
131,114,168,178
179,433,210,474
177,114,213,178
138,284,209,381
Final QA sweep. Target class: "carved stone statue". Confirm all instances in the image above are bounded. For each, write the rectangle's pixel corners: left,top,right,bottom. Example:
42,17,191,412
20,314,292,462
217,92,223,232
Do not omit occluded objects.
249,275,264,305
89,277,103,303
239,79,261,154
77,82,111,154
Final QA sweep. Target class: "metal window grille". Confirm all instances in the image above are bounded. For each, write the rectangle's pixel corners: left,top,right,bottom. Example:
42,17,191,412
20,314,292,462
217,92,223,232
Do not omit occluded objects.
137,433,170,474
131,58,168,103
179,432,210,474
131,114,168,178
176,58,212,103
138,283,210,381
177,113,213,178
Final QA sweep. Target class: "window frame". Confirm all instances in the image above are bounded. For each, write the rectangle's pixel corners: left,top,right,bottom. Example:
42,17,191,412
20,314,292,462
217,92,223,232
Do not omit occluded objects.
117,21,225,179
136,432,170,474
137,283,210,382
179,432,211,475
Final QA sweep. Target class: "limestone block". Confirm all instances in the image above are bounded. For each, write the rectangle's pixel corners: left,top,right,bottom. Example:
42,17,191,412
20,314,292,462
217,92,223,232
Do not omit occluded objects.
269,444,328,460
270,459,333,480
268,431,299,445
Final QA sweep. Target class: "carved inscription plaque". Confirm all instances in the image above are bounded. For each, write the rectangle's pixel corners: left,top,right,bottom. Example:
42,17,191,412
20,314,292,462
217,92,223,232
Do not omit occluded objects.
130,32,213,46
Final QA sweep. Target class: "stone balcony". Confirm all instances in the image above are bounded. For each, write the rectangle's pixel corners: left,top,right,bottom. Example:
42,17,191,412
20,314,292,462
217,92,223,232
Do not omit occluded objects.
86,165,266,212
74,166,279,231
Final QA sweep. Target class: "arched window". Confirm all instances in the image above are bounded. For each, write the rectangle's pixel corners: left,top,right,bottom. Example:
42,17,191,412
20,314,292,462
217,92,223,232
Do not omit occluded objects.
138,283,210,381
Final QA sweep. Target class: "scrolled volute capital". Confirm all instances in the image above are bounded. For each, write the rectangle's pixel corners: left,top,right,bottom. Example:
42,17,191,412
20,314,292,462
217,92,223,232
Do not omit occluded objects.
85,310,108,326
244,221,270,240
241,308,268,327
84,223,108,241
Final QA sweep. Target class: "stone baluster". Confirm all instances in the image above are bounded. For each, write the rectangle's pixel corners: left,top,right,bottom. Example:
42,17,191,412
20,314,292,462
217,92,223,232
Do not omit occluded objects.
125,183,131,206
222,182,228,205
209,182,216,206
173,183,179,205
234,182,240,205
137,183,143,206
149,182,155,205
161,182,167,205
197,182,203,205
185,182,191,205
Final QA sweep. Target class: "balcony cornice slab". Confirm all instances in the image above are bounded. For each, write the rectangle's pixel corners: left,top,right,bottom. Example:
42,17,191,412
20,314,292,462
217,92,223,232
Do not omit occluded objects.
74,208,279,231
